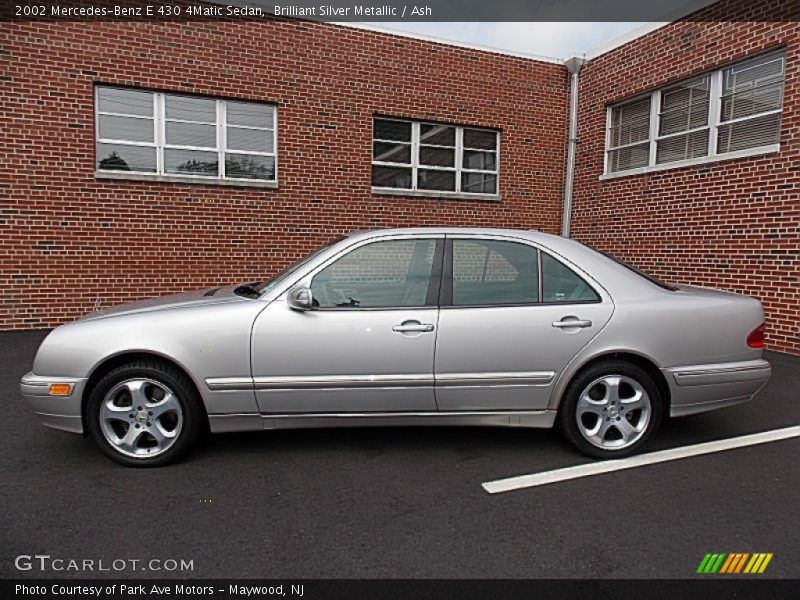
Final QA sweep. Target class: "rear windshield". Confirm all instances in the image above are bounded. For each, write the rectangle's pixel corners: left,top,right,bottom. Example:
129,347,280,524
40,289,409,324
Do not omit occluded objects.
592,247,678,291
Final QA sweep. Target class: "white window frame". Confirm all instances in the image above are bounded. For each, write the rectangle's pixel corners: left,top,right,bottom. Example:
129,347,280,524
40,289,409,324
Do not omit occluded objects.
371,117,500,199
602,50,784,179
95,86,278,185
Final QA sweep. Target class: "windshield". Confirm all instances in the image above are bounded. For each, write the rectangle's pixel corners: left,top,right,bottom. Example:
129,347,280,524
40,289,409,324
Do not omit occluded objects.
254,236,346,294
590,246,678,291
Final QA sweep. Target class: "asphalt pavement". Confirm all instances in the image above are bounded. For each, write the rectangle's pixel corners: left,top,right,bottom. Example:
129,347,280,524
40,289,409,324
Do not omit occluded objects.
1,330,798,579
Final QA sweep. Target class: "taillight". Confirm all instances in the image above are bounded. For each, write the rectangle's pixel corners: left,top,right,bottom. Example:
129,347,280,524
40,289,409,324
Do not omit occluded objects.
747,323,765,348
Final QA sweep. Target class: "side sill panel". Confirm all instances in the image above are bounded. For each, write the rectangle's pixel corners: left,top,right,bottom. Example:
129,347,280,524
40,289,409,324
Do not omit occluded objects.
208,410,556,433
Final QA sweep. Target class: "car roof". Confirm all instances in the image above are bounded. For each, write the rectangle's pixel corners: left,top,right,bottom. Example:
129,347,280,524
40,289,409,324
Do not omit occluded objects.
348,227,554,242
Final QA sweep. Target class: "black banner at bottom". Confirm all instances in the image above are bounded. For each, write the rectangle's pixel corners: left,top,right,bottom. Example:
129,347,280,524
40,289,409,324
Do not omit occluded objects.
3,579,800,600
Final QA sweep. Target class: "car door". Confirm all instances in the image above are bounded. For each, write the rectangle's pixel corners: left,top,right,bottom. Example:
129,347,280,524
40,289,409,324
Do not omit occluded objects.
434,235,613,411
250,235,444,413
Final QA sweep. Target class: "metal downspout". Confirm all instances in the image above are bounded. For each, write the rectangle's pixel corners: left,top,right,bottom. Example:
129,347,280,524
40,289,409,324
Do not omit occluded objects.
562,56,585,238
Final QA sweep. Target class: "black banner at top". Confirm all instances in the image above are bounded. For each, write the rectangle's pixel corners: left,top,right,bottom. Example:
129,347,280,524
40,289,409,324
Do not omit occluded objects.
2,0,799,22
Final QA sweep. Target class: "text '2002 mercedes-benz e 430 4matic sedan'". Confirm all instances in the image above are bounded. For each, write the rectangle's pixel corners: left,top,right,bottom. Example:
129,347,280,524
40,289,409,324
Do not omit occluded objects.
21,228,771,466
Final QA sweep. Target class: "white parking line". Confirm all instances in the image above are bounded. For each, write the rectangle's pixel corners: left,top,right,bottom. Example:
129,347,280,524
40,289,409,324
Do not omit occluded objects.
482,425,800,494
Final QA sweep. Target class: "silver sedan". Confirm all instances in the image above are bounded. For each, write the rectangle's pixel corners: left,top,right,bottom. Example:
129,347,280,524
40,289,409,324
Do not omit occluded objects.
20,228,771,466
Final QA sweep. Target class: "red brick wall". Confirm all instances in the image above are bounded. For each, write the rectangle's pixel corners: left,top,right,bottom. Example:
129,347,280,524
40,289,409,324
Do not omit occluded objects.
571,0,800,354
0,14,568,328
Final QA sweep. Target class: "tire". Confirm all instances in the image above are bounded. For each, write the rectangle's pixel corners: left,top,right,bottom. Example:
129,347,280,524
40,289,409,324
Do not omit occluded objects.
86,360,206,467
557,360,663,459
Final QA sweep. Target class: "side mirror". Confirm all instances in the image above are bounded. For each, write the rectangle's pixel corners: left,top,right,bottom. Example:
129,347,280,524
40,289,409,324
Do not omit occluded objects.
287,286,314,311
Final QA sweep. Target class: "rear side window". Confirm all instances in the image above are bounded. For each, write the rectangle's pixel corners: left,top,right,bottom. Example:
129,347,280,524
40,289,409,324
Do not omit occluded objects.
452,239,538,306
541,253,600,303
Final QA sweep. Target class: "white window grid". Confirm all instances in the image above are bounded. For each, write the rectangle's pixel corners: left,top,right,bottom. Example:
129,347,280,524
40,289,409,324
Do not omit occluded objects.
604,50,785,175
95,86,277,182
372,118,499,194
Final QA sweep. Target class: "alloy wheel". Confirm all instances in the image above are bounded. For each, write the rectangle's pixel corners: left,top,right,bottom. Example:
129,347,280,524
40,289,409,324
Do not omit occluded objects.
575,374,652,450
98,378,183,458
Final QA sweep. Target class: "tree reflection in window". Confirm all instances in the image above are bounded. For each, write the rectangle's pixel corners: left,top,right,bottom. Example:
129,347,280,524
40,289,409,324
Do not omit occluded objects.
225,155,274,180
98,151,130,171
174,158,218,175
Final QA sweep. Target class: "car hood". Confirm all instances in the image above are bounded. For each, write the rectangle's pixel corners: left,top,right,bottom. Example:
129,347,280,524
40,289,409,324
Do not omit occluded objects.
77,285,249,322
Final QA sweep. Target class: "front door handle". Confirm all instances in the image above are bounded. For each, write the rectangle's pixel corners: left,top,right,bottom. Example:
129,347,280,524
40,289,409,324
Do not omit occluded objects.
393,322,435,333
552,318,592,329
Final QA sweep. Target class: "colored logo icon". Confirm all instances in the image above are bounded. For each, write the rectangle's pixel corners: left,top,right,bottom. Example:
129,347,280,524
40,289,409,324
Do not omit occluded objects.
697,552,773,574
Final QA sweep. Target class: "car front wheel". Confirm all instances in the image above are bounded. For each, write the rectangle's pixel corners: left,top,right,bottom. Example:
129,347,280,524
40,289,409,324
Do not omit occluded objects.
86,360,205,467
558,360,663,459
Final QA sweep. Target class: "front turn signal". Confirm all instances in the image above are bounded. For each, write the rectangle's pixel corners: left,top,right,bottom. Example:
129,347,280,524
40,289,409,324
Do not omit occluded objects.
48,383,72,396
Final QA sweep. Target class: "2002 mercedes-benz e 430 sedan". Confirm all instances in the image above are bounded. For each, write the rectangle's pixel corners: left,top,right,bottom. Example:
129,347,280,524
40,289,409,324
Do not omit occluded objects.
21,228,771,466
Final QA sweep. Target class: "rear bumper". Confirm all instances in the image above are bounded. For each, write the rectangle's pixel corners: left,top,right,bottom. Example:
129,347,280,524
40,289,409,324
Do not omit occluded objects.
665,359,771,417
20,372,86,434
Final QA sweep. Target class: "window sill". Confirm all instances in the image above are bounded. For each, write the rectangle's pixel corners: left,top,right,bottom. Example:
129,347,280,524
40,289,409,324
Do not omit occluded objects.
600,144,780,180
371,187,500,202
95,171,279,189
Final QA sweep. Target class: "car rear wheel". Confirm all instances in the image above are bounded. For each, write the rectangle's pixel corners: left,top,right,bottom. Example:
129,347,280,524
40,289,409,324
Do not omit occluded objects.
86,360,205,467
558,360,663,459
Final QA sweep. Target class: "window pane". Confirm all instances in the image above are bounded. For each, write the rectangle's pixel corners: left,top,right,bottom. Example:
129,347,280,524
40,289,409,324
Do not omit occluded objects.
96,143,156,172
165,122,216,148
98,115,153,143
656,130,709,164
165,95,216,122
310,239,437,308
97,87,153,117
418,169,455,191
659,76,710,136
542,254,599,303
461,173,497,194
373,141,411,164
452,240,538,306
372,166,412,188
226,101,274,128
225,153,275,180
721,80,783,122
373,119,411,142
463,150,496,171
607,143,649,172
609,97,651,147
164,149,218,176
717,112,781,153
227,126,273,153
419,146,455,167
463,128,497,150
721,53,784,122
420,124,455,146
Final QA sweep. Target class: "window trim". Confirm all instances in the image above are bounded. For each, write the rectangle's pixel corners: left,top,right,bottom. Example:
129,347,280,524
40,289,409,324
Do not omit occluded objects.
94,85,278,185
603,50,784,179
371,117,500,200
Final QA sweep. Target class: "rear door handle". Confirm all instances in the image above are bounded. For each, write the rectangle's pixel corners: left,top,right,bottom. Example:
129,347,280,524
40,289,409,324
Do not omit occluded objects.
552,319,592,329
393,322,435,333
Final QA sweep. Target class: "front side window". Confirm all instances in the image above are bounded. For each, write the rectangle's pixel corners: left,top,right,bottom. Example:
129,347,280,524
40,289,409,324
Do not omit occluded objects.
372,118,499,196
605,50,785,175
310,239,438,309
451,240,538,306
95,86,276,182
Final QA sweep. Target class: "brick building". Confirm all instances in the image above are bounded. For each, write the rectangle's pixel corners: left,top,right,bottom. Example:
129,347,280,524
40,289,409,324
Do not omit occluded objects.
1,0,798,353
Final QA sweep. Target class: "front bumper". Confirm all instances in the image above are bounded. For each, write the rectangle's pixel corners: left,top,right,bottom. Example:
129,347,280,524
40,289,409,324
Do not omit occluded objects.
665,359,771,417
20,372,87,434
